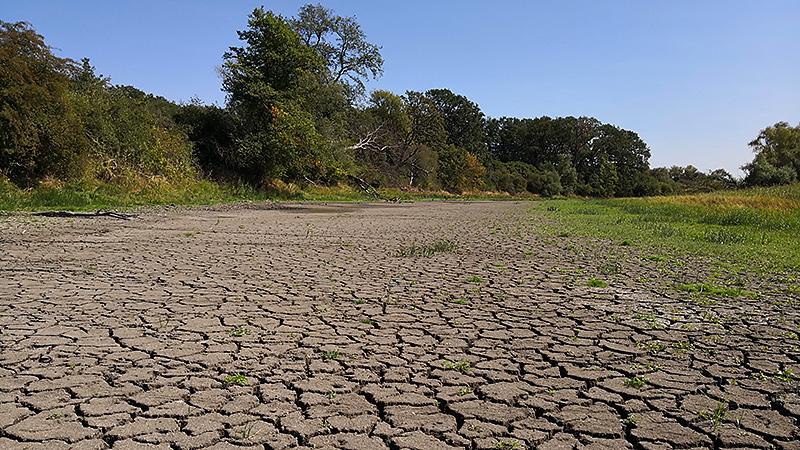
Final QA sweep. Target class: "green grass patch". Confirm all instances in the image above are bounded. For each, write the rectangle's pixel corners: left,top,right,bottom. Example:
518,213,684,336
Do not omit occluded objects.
535,184,800,272
675,282,760,299
322,350,341,359
587,278,608,288
0,178,277,211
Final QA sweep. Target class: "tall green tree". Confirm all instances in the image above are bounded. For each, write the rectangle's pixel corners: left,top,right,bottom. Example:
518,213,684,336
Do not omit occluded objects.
290,3,383,101
742,122,800,186
350,90,446,186
219,8,328,182
0,21,88,185
424,89,489,163
486,115,651,196
588,123,650,196
221,8,325,116
438,145,485,193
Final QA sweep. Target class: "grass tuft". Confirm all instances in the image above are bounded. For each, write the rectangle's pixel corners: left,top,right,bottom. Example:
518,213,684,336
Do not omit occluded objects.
587,278,608,288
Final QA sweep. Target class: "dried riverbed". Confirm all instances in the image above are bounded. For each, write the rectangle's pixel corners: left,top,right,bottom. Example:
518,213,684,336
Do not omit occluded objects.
0,201,798,449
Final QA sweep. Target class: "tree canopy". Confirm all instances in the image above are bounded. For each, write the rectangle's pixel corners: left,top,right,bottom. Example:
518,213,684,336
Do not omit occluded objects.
0,20,87,185
290,3,384,101
485,116,651,196
4,5,791,198
218,8,330,183
742,122,800,186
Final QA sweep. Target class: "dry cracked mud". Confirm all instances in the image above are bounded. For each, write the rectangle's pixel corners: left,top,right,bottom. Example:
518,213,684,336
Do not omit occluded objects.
0,200,798,450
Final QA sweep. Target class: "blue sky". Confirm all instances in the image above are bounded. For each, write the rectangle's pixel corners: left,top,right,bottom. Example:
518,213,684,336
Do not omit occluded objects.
4,1,798,176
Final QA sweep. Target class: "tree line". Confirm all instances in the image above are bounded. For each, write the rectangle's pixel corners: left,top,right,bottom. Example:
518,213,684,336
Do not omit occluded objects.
2,6,797,196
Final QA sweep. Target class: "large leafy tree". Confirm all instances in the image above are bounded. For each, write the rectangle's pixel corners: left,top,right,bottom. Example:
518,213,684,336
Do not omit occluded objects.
221,8,325,117
742,122,800,186
424,89,489,163
219,8,329,182
70,60,195,182
438,145,485,193
290,3,383,101
350,90,446,186
586,123,650,197
0,21,88,185
486,115,651,196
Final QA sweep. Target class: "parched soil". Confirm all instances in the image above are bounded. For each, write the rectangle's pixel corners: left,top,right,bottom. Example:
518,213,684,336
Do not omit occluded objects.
0,200,798,450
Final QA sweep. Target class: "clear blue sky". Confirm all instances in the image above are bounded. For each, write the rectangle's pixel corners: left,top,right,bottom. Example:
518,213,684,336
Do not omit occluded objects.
4,1,798,176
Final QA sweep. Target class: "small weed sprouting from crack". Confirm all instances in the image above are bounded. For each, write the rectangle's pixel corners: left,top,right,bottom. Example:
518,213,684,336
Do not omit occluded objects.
587,278,608,288
443,359,471,372
621,416,641,427
157,317,172,330
323,351,341,360
636,340,665,354
624,376,647,389
699,395,729,431
223,373,247,386
774,368,794,381
237,422,261,441
228,327,251,337
494,439,521,449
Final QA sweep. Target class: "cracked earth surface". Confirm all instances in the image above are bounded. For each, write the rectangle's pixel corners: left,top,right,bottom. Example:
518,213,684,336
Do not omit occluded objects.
0,200,798,450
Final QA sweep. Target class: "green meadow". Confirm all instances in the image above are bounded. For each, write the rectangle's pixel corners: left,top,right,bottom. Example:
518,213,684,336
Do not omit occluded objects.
534,183,800,274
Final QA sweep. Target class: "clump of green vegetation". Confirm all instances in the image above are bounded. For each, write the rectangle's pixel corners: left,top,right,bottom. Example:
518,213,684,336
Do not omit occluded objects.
224,373,248,386
636,340,665,354
228,327,251,337
621,416,641,426
587,278,608,288
624,376,647,388
494,439,521,449
322,350,341,359
699,396,729,430
443,359,471,372
466,276,484,283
